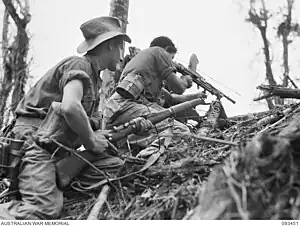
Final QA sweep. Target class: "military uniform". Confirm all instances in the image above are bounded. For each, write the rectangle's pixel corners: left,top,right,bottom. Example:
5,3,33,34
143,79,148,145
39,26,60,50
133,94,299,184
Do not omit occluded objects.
0,55,123,220
104,47,190,152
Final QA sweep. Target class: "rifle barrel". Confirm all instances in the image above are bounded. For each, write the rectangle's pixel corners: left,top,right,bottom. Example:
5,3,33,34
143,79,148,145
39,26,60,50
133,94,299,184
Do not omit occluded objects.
110,98,204,141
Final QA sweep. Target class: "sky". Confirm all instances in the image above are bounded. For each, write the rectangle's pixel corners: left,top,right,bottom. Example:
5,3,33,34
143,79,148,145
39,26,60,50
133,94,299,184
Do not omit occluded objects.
7,0,300,117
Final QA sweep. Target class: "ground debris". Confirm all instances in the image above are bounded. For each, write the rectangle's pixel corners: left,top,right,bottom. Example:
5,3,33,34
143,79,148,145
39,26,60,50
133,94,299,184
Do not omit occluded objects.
58,102,300,220
2,103,300,220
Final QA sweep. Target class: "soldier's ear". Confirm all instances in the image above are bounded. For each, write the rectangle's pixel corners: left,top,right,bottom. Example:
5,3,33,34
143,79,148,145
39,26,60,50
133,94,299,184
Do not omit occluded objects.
107,42,113,51
103,40,113,51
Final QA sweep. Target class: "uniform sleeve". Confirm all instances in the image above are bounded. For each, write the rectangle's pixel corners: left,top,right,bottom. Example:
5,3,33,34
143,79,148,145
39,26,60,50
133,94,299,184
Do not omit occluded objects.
155,48,177,80
57,58,93,96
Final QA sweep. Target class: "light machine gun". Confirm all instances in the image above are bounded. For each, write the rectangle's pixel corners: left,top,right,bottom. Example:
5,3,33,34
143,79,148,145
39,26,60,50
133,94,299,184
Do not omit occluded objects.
174,61,236,104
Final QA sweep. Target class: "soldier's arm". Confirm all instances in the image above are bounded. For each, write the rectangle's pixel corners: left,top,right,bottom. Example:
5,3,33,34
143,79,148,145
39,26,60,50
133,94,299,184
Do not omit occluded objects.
170,92,206,105
156,49,191,94
61,80,96,150
161,88,206,106
165,73,187,94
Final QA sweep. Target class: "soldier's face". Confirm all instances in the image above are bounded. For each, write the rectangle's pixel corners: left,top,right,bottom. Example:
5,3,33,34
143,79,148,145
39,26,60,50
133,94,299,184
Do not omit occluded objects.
166,51,176,61
108,38,124,71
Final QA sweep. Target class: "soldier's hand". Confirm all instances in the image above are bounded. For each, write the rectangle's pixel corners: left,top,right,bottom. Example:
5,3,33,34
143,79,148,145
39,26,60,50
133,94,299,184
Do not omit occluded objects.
196,92,207,99
181,75,193,89
133,117,154,135
90,130,110,153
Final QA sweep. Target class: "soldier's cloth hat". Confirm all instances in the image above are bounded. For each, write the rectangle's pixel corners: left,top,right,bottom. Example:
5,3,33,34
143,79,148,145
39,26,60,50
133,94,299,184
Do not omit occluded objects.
77,16,131,54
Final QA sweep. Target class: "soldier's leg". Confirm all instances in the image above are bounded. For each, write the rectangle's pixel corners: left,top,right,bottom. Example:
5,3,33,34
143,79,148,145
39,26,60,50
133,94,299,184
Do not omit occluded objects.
71,153,124,190
0,142,63,220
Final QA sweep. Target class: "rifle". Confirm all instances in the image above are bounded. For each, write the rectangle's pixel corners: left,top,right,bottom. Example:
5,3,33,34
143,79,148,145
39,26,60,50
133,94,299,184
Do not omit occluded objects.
55,97,204,189
174,62,236,104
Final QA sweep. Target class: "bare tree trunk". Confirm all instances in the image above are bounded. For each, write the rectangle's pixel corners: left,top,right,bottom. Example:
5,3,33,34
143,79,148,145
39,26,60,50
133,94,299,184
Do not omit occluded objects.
259,27,276,86
0,0,31,127
247,0,281,109
10,27,29,114
278,0,294,88
98,0,130,129
109,0,129,56
0,8,13,126
259,27,277,108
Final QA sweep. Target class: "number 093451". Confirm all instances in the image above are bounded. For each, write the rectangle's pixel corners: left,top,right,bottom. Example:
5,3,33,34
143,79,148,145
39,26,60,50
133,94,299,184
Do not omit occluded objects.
281,222,298,226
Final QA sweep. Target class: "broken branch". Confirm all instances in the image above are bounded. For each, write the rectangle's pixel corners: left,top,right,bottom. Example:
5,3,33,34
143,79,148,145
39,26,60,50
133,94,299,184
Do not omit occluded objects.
253,93,274,101
192,134,238,146
257,85,300,99
2,0,27,29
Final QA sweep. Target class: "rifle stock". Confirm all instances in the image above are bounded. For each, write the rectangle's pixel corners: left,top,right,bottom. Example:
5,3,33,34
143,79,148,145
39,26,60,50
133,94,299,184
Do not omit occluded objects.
55,98,204,189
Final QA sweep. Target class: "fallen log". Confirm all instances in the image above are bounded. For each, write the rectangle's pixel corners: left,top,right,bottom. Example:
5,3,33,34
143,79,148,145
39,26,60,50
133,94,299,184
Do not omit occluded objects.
228,105,293,122
255,85,300,100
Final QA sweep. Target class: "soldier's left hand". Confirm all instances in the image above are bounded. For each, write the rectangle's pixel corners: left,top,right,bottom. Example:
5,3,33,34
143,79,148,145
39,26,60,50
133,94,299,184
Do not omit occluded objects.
181,75,193,89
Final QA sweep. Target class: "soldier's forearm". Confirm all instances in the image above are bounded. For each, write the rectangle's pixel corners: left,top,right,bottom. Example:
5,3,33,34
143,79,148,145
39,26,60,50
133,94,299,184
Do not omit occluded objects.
62,102,95,149
171,93,205,104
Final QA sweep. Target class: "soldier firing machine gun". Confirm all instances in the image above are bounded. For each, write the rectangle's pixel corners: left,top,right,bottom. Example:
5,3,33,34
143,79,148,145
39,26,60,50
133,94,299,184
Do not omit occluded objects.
123,47,236,104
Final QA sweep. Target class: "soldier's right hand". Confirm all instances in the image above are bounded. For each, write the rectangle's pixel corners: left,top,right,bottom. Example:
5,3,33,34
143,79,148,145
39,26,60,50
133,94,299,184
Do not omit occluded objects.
90,130,110,153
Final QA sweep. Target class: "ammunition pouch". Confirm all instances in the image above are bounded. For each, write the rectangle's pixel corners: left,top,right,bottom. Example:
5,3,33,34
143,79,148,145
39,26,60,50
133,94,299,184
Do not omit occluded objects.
0,138,25,190
116,73,145,100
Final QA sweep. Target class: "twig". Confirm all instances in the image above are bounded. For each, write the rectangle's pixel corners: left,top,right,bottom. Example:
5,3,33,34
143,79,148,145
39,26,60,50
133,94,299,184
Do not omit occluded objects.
171,197,179,219
136,201,165,220
118,180,127,206
105,200,116,219
287,76,298,89
123,198,136,219
192,134,238,146
87,185,111,220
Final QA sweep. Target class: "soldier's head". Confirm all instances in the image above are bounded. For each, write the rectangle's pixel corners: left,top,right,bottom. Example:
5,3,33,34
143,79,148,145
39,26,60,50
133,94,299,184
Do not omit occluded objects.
150,36,177,60
77,16,131,71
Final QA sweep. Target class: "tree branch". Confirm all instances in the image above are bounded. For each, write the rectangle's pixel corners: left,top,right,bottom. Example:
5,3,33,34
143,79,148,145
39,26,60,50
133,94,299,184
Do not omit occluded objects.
2,0,27,29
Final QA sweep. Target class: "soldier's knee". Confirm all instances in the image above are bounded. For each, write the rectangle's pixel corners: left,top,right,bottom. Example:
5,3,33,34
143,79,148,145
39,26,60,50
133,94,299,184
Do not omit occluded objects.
43,195,64,219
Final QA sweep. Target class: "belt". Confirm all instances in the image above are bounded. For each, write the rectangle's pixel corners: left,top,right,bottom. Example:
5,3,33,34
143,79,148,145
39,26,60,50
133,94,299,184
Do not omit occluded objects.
35,140,70,159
